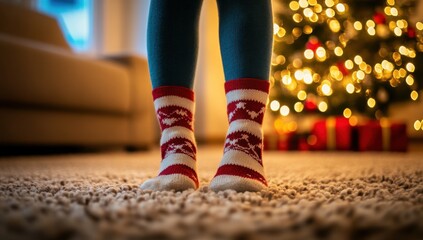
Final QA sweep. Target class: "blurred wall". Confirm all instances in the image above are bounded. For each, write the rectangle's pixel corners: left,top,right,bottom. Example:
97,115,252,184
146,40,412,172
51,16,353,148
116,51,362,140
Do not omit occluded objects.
94,0,150,55
95,0,228,142
194,0,228,142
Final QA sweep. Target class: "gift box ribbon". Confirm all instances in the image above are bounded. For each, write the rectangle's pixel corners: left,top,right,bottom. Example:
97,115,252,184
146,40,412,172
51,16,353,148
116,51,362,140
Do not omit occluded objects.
326,117,336,150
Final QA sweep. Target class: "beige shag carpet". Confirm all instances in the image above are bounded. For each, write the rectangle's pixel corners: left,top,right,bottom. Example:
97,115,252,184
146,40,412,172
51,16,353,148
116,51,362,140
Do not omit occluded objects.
0,146,422,240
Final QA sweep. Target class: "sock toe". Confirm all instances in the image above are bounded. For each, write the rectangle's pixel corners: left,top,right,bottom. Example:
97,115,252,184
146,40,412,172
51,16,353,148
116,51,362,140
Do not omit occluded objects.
140,174,198,191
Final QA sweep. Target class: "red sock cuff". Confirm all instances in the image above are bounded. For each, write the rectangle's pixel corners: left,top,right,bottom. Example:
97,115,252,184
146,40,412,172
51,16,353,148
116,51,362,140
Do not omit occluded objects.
225,78,270,93
152,86,195,101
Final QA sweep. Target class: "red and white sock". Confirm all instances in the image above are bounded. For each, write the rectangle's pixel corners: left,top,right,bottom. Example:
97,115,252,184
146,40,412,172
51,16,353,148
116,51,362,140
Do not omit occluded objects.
140,86,199,191
209,78,269,192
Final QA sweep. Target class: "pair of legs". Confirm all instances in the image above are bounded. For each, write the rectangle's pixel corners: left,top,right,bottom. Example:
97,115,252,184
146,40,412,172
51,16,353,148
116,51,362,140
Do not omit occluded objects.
141,0,273,192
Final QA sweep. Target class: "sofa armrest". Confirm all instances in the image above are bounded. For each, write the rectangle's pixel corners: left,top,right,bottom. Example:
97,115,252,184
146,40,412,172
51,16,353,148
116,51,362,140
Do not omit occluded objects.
101,54,153,113
101,54,157,147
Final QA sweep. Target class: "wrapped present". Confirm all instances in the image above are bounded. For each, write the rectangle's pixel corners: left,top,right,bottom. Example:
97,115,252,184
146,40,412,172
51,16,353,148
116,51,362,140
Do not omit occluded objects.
264,132,297,151
277,131,297,151
310,117,352,151
297,135,311,151
358,119,408,152
263,134,279,150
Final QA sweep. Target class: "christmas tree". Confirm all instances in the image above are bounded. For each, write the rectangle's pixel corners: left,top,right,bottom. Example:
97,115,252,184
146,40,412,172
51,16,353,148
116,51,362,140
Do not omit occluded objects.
269,0,423,125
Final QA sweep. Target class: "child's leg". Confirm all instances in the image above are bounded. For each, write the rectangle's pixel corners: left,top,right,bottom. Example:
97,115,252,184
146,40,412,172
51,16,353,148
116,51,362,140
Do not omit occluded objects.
140,0,203,191
210,0,273,192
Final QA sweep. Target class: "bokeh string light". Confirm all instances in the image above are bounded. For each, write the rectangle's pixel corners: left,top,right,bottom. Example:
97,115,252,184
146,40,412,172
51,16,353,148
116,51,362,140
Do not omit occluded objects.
270,0,422,132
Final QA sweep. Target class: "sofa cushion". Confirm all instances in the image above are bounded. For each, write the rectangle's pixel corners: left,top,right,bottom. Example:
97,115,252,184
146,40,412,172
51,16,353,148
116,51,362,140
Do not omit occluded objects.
0,34,131,114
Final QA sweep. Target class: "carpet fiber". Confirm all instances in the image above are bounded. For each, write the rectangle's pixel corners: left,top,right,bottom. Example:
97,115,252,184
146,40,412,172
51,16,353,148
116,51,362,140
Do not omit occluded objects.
0,147,422,240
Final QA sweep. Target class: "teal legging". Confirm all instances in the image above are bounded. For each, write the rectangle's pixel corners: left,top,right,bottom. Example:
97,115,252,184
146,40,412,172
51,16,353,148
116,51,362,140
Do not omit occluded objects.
147,0,273,89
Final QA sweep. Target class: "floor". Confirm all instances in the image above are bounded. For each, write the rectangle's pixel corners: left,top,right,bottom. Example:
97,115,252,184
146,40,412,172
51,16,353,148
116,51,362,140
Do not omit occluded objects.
0,146,422,240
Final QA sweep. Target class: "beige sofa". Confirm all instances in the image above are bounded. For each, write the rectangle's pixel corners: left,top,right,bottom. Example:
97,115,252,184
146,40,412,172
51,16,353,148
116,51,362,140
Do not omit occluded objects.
0,2,156,150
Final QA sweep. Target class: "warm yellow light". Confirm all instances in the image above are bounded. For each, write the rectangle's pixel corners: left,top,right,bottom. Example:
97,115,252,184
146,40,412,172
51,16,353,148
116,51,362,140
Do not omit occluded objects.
314,4,323,13
365,65,372,74
297,90,307,100
304,49,314,59
385,7,391,15
299,0,308,8
294,102,304,112
408,50,416,58
293,58,303,68
406,63,415,72
303,25,313,34
318,101,328,112
356,70,365,80
416,22,423,31
303,69,313,84
394,27,402,36
393,69,400,79
411,90,418,101
381,60,394,71
334,47,343,56
303,8,313,17
329,19,341,32
277,28,286,37
325,8,335,18
310,13,319,22
367,98,376,108
287,121,298,132
308,0,317,6
390,7,398,16
345,60,354,69
349,116,358,126
354,21,363,30
354,55,363,65
366,20,375,28
280,105,290,116
396,20,407,29
293,13,303,23
325,0,334,7
275,55,286,65
392,52,401,62
336,3,345,13
294,70,304,80
387,0,395,6
316,47,326,58
389,21,396,30
406,75,414,86
273,23,280,35
414,120,422,131
289,1,300,11
270,100,280,111
343,108,352,118
292,28,302,38
374,63,383,74
346,83,355,94
358,62,367,71
399,68,407,78
282,75,293,85
321,83,332,96
398,46,408,55
367,27,376,36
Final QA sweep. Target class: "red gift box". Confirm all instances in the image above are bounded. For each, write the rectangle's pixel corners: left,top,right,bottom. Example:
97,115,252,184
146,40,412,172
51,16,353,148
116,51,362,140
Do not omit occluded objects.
277,131,297,151
263,134,279,151
264,132,297,151
310,117,352,151
297,136,310,151
358,119,408,152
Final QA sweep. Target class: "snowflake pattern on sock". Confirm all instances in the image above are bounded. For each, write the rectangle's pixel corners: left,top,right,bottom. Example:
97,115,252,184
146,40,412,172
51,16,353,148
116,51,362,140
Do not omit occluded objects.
210,78,270,192
224,131,262,164
140,86,198,191
157,106,193,130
